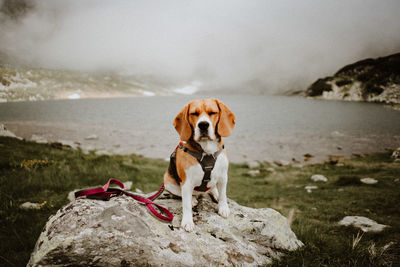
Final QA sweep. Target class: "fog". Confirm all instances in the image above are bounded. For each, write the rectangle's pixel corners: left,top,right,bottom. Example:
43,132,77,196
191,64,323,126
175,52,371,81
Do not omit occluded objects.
1,0,400,93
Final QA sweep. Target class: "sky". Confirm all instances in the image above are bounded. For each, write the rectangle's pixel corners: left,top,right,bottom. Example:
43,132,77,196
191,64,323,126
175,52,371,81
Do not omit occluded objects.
1,0,400,94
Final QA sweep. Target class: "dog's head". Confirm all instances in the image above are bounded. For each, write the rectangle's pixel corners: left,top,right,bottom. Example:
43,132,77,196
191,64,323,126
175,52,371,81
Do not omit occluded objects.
174,99,236,142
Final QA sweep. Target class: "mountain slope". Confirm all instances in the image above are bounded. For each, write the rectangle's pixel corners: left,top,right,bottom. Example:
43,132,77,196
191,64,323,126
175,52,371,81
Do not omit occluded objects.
306,53,400,104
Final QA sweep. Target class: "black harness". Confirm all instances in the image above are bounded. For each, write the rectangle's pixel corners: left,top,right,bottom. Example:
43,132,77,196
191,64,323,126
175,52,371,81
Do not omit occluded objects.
169,142,224,192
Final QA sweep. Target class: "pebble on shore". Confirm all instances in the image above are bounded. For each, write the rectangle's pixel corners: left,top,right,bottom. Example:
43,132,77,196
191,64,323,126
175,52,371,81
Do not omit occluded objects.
311,174,328,182
305,185,318,193
360,178,378,184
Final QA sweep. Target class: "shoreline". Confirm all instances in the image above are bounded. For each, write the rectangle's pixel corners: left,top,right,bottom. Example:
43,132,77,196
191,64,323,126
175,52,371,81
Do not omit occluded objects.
2,121,398,166
1,95,399,165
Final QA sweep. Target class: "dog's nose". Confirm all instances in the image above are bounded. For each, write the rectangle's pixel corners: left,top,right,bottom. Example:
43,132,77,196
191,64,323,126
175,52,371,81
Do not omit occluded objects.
198,121,209,131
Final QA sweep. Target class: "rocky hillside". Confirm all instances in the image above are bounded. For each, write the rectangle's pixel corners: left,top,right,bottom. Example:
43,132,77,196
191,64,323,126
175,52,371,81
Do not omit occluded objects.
0,66,156,102
306,53,400,104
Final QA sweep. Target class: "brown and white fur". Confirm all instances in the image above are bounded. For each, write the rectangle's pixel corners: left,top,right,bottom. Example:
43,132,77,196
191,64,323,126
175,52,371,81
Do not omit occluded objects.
163,99,236,232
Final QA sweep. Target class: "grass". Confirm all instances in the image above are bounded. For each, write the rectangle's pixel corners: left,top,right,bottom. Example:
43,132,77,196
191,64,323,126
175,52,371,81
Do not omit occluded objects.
0,136,399,266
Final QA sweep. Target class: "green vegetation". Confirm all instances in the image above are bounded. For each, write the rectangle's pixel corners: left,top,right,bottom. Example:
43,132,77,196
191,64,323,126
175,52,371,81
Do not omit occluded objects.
1,136,399,266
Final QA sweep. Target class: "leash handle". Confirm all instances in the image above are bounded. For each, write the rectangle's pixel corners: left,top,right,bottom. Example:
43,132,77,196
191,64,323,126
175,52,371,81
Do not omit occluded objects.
74,179,173,222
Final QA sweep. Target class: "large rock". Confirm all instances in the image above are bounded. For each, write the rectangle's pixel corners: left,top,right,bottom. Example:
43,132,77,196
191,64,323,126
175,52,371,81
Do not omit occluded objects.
28,193,303,266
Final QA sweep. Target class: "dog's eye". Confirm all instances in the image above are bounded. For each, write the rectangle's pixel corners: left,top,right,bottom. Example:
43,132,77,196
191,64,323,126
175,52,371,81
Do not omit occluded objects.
190,112,199,116
208,112,217,115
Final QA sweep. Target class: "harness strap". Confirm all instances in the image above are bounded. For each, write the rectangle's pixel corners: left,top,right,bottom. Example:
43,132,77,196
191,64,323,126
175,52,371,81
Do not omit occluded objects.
168,142,224,192
74,179,173,222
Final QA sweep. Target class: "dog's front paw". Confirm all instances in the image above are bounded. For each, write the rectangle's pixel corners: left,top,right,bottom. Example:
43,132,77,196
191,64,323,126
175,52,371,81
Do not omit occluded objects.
181,218,195,232
218,203,230,218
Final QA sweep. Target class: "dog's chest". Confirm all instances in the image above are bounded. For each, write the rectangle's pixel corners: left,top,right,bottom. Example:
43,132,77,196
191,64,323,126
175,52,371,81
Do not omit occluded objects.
185,152,229,188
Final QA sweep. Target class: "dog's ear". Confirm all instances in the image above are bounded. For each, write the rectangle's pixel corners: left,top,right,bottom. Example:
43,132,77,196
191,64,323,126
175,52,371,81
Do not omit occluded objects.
215,99,236,137
173,103,192,141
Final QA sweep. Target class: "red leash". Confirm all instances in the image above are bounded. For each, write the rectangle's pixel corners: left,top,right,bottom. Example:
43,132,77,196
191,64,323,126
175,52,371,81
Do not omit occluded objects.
74,179,173,222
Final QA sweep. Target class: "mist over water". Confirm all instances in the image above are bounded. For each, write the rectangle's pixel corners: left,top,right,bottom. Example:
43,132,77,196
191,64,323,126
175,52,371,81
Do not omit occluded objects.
1,0,400,94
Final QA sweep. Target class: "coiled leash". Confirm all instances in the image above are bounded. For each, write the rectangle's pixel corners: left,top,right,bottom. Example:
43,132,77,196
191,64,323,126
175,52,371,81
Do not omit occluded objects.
74,179,174,222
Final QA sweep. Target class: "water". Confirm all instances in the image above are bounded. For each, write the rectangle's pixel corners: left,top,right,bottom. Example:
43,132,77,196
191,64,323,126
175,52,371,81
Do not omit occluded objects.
1,95,399,163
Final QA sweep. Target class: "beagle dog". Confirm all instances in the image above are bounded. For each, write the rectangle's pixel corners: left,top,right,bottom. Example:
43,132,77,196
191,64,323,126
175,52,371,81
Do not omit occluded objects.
163,99,236,232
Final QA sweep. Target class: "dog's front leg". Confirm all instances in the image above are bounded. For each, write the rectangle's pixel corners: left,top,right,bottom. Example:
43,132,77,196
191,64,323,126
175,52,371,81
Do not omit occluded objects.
217,174,230,218
181,181,195,232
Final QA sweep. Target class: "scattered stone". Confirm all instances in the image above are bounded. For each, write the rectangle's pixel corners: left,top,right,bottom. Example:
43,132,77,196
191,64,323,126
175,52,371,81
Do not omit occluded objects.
67,191,76,202
305,185,318,193
311,174,328,182
263,158,272,164
273,160,290,167
291,158,300,163
326,155,344,165
360,178,378,184
85,134,99,140
266,167,275,173
391,147,400,160
337,146,343,150
292,163,303,168
246,161,260,169
338,216,387,233
248,170,260,177
303,153,314,161
28,194,303,266
31,134,48,144
20,201,46,210
20,202,41,210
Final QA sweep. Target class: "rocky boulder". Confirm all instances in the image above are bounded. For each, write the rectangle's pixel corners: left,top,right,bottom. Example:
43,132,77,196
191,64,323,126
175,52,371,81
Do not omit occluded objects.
28,192,303,266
